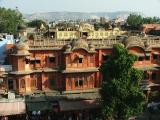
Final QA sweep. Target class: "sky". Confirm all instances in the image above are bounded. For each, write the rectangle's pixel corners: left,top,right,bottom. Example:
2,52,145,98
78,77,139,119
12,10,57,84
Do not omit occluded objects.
0,0,160,17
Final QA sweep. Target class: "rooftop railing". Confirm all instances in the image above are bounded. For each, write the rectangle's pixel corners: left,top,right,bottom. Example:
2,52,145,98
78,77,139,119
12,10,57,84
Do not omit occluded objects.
28,36,160,49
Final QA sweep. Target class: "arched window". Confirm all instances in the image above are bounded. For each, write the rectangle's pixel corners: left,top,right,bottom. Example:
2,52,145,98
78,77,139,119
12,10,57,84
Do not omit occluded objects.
21,79,25,88
75,79,83,87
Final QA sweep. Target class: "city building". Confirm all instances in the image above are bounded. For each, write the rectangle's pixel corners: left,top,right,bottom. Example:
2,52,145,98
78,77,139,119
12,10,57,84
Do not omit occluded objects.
28,22,127,41
1,23,160,119
141,24,160,36
0,34,26,119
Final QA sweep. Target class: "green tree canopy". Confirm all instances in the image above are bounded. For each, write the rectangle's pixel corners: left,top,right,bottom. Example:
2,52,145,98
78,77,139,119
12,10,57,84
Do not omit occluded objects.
142,17,160,24
100,44,145,120
27,19,47,28
0,7,23,35
126,14,160,29
127,14,143,27
94,22,110,30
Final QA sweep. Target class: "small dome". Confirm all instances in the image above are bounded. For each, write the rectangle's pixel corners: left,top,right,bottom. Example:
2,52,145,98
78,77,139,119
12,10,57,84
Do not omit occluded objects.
16,42,29,51
124,36,142,47
113,27,120,31
71,39,88,50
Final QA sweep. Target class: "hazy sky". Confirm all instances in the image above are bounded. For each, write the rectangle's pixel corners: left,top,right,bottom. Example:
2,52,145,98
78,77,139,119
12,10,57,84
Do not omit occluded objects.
0,0,160,16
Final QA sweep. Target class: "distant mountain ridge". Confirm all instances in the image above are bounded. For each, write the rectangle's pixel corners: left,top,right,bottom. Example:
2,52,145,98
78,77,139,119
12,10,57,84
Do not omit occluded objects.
24,11,133,21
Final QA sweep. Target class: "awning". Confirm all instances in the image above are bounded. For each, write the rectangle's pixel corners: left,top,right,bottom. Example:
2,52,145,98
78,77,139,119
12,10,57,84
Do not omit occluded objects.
59,100,101,111
30,57,41,60
35,57,41,60
153,52,159,55
25,56,30,59
130,52,144,57
102,53,108,56
136,53,145,57
0,101,26,116
48,54,55,57
26,102,52,112
78,55,84,58
30,57,36,61
146,53,151,56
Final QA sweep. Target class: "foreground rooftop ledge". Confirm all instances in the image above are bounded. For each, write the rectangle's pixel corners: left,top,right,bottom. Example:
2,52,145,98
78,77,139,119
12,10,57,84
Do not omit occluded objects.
62,88,100,94
59,100,101,112
45,89,101,100
62,67,99,73
45,92,100,100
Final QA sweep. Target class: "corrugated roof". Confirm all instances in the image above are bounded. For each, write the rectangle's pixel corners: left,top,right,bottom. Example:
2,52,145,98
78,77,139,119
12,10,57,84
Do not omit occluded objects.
59,100,101,111
26,102,52,111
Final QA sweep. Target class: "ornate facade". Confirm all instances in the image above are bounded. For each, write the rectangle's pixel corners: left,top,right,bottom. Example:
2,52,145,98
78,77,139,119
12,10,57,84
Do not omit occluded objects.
1,24,160,118
32,22,127,40
6,34,160,99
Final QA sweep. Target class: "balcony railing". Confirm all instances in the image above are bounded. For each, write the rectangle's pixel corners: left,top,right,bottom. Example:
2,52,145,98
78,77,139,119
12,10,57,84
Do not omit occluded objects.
28,36,160,49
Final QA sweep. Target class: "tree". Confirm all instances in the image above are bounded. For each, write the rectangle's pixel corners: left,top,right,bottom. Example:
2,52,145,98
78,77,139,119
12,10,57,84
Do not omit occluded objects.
143,17,160,24
100,44,145,120
0,7,23,35
94,22,110,30
127,14,143,28
27,19,47,28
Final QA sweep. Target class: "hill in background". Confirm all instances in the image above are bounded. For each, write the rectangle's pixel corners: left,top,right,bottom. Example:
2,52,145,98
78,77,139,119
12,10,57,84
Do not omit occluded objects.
24,11,133,21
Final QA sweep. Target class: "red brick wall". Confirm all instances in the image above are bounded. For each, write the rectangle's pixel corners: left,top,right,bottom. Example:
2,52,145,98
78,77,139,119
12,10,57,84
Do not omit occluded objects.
128,47,149,66
11,56,25,71
17,57,25,71
65,49,96,68
29,50,62,69
65,73,96,91
12,56,18,71
96,49,112,67
42,72,58,90
10,45,160,94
